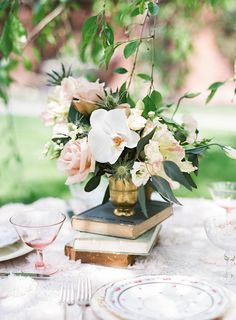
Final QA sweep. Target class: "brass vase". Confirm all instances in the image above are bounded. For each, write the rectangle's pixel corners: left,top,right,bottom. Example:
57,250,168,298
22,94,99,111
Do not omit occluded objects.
109,177,138,217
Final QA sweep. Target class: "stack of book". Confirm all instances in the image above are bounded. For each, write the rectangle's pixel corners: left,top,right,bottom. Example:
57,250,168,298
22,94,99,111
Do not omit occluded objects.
65,200,172,267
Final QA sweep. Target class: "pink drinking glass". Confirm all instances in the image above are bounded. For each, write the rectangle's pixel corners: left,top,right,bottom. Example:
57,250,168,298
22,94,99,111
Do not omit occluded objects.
10,210,66,274
209,182,236,214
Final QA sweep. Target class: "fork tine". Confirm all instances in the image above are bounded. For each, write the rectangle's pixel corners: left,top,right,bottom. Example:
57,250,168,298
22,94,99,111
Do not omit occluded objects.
60,282,66,303
85,277,91,302
67,282,75,305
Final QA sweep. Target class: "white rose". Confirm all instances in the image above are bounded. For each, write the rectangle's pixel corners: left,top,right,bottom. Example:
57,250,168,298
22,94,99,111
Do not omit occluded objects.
127,114,147,131
131,162,150,187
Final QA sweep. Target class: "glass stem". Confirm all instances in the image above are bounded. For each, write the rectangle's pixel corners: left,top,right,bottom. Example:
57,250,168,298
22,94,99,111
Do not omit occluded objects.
224,251,235,285
35,249,45,270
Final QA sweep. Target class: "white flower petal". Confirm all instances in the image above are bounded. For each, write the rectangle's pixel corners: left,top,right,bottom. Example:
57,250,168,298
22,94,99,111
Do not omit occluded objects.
90,108,107,128
88,128,121,163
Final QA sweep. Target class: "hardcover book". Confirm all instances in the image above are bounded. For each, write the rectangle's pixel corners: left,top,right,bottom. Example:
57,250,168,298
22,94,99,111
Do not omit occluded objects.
71,200,172,239
72,225,161,255
64,226,161,267
64,243,136,267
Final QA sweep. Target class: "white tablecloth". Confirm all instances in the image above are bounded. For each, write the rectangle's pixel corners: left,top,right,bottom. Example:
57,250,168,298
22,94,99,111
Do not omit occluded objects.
0,197,236,319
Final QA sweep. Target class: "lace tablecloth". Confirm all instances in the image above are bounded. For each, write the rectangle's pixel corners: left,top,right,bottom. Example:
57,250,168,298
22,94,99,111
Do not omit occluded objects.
0,197,236,319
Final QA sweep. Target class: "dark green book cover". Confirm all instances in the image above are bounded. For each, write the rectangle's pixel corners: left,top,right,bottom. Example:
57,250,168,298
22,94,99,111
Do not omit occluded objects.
74,200,171,225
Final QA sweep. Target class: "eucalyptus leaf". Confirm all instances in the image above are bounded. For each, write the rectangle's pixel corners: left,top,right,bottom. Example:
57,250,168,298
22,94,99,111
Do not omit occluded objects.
103,23,114,46
163,160,192,190
104,45,115,68
113,67,128,74
183,172,197,189
150,90,162,107
138,185,148,218
85,175,101,192
186,146,209,154
206,81,225,104
151,176,181,205
124,41,139,59
137,73,151,81
148,2,159,15
136,127,156,157
80,16,97,61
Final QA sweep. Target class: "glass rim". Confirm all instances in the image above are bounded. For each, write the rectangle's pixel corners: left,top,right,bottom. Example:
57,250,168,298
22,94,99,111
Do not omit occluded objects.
204,212,236,224
9,212,66,229
208,181,236,192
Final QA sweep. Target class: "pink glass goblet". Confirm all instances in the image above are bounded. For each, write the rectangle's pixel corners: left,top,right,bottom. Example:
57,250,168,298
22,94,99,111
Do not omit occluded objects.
209,182,236,214
10,210,66,274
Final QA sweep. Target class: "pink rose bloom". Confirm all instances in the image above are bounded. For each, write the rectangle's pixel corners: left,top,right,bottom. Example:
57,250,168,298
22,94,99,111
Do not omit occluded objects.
58,138,95,185
73,78,105,115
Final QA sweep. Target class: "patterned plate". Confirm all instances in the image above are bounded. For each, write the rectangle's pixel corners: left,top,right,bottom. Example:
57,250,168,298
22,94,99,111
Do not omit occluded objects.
102,275,229,320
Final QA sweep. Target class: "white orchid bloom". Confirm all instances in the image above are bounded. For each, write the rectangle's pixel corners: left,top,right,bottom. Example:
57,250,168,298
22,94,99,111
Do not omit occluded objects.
88,109,140,164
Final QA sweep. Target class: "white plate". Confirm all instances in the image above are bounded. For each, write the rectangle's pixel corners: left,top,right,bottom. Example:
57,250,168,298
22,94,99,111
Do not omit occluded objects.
0,226,19,248
101,275,229,320
0,241,32,262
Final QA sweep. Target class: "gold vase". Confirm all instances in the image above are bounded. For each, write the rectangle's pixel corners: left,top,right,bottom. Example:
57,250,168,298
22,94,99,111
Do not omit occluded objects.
109,177,138,217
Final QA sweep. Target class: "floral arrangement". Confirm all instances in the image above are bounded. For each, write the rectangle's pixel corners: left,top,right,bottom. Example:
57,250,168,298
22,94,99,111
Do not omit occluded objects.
42,67,235,215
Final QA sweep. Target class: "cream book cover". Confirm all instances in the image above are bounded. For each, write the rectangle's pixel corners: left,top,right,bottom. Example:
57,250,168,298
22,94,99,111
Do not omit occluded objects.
72,224,161,255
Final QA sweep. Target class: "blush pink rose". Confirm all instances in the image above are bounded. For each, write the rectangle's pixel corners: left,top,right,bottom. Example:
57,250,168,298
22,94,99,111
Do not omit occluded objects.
73,78,105,115
58,138,95,185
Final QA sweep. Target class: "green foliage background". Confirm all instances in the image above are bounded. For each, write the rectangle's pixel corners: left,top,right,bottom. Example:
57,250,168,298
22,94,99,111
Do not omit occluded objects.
0,0,235,205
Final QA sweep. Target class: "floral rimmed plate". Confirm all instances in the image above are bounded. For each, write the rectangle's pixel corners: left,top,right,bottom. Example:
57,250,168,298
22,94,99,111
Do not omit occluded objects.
92,275,229,320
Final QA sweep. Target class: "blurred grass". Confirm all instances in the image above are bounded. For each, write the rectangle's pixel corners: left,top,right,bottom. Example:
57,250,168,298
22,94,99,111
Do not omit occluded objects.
0,115,235,205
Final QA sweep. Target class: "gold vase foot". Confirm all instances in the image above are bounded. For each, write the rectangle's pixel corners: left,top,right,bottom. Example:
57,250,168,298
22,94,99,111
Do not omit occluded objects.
113,208,135,217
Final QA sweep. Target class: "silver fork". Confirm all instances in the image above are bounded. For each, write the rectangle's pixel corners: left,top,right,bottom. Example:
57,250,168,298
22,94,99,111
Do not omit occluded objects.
76,276,92,320
60,282,75,320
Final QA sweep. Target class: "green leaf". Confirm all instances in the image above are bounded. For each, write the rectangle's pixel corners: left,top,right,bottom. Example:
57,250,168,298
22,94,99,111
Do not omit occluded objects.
113,67,128,74
0,8,27,57
206,81,225,104
138,185,148,218
104,45,115,69
137,73,151,81
186,146,209,154
0,88,8,104
23,57,32,71
136,127,156,157
163,160,192,191
142,95,156,117
80,16,97,62
139,0,145,14
131,8,140,17
150,90,162,107
0,0,11,10
151,176,181,205
67,104,87,125
148,2,159,16
102,185,110,204
184,92,201,99
32,47,41,62
183,173,197,189
85,175,101,192
102,23,114,46
124,41,139,59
